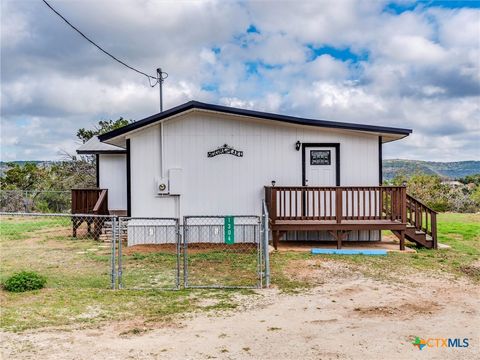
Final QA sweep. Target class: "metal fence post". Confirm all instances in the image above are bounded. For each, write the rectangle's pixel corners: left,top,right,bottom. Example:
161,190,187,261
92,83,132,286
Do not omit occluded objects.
111,216,117,290
262,202,271,288
258,218,262,289
264,215,271,288
117,217,123,289
176,219,181,290
183,217,188,289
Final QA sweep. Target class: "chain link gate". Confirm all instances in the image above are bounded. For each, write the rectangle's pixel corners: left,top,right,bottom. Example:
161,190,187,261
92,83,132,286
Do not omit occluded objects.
183,216,262,289
117,217,181,290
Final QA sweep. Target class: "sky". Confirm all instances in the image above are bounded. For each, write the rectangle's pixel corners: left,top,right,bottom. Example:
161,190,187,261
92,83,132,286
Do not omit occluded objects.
1,0,479,162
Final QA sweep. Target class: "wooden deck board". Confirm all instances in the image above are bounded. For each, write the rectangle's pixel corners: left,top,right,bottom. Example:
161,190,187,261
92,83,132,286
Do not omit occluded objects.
274,219,402,225
271,219,406,231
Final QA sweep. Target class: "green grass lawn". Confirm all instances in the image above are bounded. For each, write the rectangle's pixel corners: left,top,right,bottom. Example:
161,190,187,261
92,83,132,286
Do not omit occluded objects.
269,212,480,287
0,212,478,331
0,215,258,331
0,216,113,289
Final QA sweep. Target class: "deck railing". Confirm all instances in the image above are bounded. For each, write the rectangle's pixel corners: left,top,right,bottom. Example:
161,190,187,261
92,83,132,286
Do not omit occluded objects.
265,186,407,224
71,188,109,215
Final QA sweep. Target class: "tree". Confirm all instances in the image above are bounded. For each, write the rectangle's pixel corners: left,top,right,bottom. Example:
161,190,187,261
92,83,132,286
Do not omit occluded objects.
0,118,131,212
49,152,96,190
76,118,131,143
390,172,480,212
0,162,48,190
458,174,480,186
391,173,450,211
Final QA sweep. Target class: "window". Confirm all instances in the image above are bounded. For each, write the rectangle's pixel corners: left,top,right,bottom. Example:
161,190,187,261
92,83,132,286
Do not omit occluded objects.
310,150,331,165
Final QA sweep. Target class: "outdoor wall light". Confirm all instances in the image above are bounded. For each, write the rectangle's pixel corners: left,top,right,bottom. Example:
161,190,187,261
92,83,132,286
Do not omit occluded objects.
295,141,301,151
271,180,276,187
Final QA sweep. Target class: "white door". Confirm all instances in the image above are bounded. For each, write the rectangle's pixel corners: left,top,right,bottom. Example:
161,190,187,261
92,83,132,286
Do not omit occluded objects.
304,146,337,186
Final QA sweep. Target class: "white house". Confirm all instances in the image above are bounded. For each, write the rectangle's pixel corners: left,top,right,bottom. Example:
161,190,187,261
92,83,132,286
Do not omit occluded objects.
76,101,438,249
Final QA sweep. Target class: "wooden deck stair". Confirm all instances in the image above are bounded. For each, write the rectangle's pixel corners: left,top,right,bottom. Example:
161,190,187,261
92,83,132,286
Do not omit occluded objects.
99,218,128,242
406,225,433,247
396,194,437,249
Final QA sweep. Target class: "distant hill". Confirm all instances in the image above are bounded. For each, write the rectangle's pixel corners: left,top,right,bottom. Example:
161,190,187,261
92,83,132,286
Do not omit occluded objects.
0,161,47,166
0,161,52,177
383,160,480,180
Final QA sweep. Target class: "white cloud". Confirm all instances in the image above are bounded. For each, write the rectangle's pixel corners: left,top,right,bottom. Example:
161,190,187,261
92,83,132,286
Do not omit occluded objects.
382,35,448,63
307,55,350,80
1,0,479,161
433,7,480,49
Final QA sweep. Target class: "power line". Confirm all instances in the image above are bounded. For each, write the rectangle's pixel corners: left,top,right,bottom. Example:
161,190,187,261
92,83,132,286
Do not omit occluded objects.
41,0,166,87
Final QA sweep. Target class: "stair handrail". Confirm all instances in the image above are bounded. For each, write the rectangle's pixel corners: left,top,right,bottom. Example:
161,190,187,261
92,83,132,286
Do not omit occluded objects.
406,194,438,214
93,189,108,215
406,193,438,249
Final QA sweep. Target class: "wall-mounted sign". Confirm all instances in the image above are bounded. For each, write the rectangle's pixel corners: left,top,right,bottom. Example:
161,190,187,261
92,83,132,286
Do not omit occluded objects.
310,150,331,165
224,216,235,244
208,144,243,158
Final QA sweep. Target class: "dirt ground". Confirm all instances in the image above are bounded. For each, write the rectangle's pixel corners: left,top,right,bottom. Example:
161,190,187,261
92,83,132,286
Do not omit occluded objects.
1,260,479,360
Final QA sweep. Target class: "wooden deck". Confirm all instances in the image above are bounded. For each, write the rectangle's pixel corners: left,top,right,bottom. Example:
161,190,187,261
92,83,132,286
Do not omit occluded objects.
265,186,437,250
71,188,110,239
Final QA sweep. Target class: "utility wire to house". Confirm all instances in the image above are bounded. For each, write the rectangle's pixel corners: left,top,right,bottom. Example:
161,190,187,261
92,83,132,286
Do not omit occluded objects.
41,0,167,110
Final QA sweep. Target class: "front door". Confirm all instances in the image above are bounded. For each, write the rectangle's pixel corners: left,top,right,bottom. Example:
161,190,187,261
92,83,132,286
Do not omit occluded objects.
304,146,338,186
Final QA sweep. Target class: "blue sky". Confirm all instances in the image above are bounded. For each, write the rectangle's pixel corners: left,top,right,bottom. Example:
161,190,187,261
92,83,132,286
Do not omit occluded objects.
1,0,479,161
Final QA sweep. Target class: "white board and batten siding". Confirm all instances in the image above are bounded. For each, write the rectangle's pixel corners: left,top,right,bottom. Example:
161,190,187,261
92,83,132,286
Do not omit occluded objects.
98,154,127,211
127,111,381,242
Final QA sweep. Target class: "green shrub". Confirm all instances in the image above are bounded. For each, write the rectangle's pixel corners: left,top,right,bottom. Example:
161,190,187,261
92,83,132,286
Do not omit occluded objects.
3,271,47,292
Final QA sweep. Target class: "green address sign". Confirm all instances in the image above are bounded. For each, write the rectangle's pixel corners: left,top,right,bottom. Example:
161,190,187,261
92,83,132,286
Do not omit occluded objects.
224,216,235,244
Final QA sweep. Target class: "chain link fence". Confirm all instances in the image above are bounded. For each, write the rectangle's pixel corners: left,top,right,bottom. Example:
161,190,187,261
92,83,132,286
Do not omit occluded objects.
0,190,71,213
117,217,180,290
1,212,270,291
0,212,116,289
183,216,263,289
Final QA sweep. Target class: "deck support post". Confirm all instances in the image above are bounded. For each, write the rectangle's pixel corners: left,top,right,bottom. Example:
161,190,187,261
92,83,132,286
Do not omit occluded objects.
329,230,349,249
399,230,405,251
72,217,79,238
273,231,280,250
339,231,349,249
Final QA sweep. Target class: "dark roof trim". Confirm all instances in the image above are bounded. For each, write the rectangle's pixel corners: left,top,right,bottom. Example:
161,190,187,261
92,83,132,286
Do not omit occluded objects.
77,150,127,155
98,100,412,141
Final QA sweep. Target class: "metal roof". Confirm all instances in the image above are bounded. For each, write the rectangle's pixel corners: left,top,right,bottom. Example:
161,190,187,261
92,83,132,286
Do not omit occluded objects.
76,136,126,154
98,100,412,143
